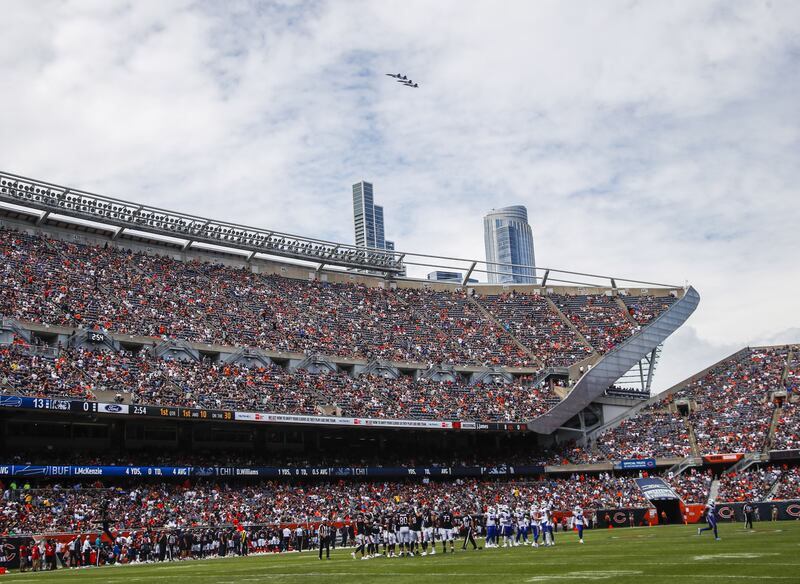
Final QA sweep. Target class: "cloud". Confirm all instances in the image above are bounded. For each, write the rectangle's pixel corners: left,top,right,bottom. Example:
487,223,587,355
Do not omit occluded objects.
0,0,798,387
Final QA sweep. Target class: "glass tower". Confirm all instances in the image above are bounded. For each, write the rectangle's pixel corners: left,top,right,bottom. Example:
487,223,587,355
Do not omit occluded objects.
353,181,390,251
352,181,376,248
483,205,536,284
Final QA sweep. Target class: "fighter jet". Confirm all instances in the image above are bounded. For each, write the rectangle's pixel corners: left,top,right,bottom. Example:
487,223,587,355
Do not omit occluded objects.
386,73,419,88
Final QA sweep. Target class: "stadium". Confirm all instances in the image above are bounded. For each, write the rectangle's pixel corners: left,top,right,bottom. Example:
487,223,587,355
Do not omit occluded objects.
0,170,797,583
1,2,799,583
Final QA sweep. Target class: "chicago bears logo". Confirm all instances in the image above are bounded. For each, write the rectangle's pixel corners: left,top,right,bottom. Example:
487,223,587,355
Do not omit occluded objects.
0,542,17,562
785,504,800,518
613,512,627,524
717,506,734,519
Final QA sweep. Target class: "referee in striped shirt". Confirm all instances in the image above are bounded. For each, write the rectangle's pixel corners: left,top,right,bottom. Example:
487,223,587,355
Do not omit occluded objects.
461,514,478,550
318,520,331,560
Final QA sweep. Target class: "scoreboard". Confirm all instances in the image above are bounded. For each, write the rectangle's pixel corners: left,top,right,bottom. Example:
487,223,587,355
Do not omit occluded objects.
0,395,527,432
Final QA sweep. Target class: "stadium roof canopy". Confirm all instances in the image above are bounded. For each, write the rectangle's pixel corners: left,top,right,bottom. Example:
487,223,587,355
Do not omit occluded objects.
0,171,678,288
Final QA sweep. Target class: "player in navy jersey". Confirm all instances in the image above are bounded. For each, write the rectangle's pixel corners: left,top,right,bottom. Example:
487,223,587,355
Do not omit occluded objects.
351,514,368,560
438,507,455,554
412,508,423,555
396,507,413,557
370,520,382,557
697,500,720,540
421,508,436,555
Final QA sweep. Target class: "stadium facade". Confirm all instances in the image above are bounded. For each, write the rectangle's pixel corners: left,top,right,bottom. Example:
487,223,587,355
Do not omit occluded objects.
0,171,697,443
1,171,799,552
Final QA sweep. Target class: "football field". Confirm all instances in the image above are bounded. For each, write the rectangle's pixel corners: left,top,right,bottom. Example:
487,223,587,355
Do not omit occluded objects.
5,523,800,583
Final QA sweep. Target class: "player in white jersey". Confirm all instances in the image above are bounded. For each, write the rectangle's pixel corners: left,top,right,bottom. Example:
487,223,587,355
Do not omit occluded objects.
485,507,498,548
540,504,553,547
574,506,585,544
514,508,527,546
522,512,532,545
530,504,541,548
499,506,513,548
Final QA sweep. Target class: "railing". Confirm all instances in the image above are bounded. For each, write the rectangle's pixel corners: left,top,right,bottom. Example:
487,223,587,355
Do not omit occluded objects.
0,170,683,286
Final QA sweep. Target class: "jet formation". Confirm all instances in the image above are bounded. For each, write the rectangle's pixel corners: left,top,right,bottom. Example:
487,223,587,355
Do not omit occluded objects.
386,73,419,88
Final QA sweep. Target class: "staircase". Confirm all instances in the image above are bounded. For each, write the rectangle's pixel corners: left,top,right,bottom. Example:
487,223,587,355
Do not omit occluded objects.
614,296,638,325
466,296,544,368
686,417,701,457
590,439,600,459
781,350,793,386
764,405,783,453
1,317,32,343
544,296,597,357
707,479,720,504
40,238,133,327
765,476,784,501
726,452,769,475
527,366,570,388
666,456,702,478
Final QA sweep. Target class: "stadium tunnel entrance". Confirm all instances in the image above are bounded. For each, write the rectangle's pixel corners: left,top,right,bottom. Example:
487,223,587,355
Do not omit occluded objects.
653,499,682,524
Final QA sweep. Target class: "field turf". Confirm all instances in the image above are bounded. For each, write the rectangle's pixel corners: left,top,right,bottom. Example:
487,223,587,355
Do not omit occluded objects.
5,523,800,583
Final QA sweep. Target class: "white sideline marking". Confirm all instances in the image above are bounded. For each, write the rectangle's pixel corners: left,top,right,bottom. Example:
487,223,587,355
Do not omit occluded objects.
693,552,779,561
527,571,642,581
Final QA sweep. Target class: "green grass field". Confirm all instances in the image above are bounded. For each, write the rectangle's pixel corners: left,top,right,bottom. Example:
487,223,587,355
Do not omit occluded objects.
5,523,800,583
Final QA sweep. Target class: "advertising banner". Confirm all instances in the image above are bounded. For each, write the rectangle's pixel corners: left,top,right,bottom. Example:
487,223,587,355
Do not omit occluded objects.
702,454,744,464
0,537,25,570
769,450,800,461
0,464,545,479
0,396,521,432
715,500,800,522
618,458,656,470
634,477,680,501
594,508,651,529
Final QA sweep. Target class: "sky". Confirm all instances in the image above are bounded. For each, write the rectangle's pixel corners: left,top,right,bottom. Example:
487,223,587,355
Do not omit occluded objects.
1,0,798,391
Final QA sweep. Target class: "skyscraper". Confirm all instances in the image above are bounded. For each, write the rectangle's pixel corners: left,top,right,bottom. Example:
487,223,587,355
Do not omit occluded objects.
352,181,391,251
483,205,536,284
352,181,376,248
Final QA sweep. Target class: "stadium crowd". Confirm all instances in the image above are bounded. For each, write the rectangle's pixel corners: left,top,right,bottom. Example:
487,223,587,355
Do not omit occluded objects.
685,347,787,455
551,294,636,354
595,410,692,460
666,468,712,504
0,227,673,371
553,347,795,463
774,401,800,451
716,466,782,503
473,292,592,367
0,474,647,536
0,342,557,422
620,295,677,326
772,466,800,500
